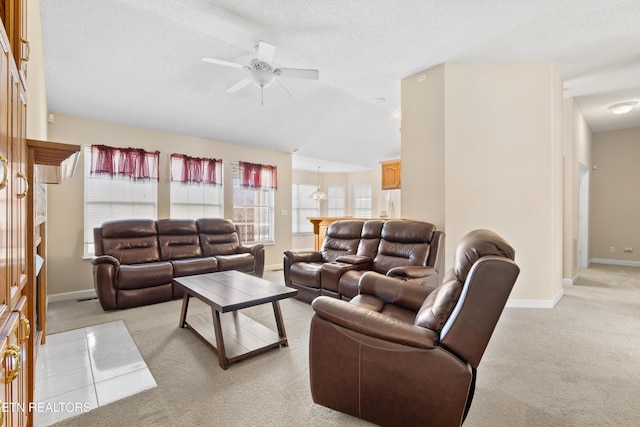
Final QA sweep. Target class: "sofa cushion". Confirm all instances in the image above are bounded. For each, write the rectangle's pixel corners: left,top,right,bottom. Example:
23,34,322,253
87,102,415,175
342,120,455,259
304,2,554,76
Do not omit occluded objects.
157,219,202,261
372,220,434,274
171,257,218,277
197,218,241,256
320,220,363,262
356,219,384,258
100,219,161,264
118,262,174,290
216,253,255,273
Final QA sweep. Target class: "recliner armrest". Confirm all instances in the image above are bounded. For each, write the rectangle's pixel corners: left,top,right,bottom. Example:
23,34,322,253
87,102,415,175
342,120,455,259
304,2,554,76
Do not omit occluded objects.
311,296,438,349
91,255,120,310
90,255,120,267
238,243,264,256
387,266,440,289
335,254,372,268
283,250,322,263
359,271,433,312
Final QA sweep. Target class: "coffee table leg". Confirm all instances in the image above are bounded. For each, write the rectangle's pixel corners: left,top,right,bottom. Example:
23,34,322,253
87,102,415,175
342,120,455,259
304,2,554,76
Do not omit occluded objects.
179,292,191,328
272,301,288,347
212,308,229,369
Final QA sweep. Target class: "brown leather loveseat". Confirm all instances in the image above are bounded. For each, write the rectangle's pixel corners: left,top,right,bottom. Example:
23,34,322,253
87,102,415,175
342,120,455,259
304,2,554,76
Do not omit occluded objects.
91,218,264,310
283,219,444,303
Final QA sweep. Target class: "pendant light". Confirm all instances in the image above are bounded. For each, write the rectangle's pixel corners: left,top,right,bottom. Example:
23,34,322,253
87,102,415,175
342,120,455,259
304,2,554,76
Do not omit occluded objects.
311,166,327,201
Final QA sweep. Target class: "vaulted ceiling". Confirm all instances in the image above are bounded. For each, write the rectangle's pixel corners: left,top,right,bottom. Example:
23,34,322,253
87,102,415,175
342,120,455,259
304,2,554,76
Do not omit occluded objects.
40,1,640,172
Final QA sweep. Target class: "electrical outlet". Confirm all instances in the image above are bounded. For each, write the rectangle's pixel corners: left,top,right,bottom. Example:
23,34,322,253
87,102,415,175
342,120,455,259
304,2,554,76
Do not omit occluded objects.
624,247,633,253
610,246,615,253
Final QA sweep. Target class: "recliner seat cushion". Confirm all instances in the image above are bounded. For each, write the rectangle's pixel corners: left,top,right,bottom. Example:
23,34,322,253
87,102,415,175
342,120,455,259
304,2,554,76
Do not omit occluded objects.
171,257,218,277
216,253,255,273
290,263,322,288
118,262,174,290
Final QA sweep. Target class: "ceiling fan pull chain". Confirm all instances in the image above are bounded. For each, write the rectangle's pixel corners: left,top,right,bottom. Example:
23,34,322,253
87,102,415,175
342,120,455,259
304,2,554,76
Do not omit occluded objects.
261,86,264,106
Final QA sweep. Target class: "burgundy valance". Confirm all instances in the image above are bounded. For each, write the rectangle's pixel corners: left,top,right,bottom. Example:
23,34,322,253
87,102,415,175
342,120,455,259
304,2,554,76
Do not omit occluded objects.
90,144,159,180
239,161,277,189
170,154,222,185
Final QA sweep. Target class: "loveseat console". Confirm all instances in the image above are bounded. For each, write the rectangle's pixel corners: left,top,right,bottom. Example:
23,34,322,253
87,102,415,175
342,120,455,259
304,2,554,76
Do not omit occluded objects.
91,218,264,310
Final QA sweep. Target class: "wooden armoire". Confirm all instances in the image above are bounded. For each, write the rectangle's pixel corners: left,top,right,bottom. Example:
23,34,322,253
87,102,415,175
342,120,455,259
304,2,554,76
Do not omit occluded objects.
1,2,79,425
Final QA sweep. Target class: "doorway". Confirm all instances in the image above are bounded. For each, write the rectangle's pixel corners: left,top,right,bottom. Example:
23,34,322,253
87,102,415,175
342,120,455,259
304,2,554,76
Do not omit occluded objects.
578,163,589,268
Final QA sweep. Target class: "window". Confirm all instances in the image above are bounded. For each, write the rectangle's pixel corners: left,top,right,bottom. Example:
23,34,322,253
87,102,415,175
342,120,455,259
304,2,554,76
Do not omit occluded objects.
170,154,223,219
327,185,345,217
352,184,372,218
292,184,319,233
83,145,159,257
233,162,277,243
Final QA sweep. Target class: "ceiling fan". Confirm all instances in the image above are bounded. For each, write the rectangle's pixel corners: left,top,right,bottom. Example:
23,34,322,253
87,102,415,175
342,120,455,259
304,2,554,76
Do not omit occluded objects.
202,41,319,104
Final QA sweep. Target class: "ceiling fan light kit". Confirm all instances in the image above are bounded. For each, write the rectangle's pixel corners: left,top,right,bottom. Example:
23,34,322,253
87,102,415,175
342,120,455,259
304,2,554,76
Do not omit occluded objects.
608,101,637,115
203,41,319,105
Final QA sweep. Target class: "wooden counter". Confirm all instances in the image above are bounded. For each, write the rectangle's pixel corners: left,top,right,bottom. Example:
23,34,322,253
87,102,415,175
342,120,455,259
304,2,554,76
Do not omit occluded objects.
307,217,371,250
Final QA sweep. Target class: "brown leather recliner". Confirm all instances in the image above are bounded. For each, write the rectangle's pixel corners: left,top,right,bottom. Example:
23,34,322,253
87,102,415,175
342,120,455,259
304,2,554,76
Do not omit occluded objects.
309,229,520,427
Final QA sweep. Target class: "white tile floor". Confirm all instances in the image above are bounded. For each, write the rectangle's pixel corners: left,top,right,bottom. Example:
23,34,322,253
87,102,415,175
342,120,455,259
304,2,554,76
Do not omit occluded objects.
34,320,156,426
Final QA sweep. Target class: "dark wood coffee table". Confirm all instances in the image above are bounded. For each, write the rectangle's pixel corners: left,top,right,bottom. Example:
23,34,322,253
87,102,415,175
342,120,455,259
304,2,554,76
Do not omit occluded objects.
174,270,298,369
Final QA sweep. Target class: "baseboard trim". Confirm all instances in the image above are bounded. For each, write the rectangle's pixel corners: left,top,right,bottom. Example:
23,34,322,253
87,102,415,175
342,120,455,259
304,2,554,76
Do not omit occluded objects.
48,289,97,303
590,258,640,268
506,288,564,308
562,272,579,286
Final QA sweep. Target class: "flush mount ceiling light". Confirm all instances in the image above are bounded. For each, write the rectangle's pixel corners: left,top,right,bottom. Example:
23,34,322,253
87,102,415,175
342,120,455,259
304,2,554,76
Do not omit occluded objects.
310,166,327,201
608,101,638,115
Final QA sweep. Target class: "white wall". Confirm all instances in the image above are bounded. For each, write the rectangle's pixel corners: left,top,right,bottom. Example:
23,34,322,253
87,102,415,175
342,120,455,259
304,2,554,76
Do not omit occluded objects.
402,62,565,305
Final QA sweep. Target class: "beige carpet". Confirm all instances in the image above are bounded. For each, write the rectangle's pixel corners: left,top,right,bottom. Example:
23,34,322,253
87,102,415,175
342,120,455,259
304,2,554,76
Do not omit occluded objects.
45,266,640,426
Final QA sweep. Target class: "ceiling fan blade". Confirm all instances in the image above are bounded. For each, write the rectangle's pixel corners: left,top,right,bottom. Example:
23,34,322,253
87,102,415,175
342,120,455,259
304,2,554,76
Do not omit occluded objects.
226,77,252,93
202,57,248,70
257,41,276,63
276,68,319,80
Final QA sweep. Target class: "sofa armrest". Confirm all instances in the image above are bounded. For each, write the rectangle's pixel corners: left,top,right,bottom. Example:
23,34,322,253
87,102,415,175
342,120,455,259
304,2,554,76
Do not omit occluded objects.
311,296,438,349
388,266,440,289
239,243,265,277
335,254,372,268
359,271,433,312
283,250,322,263
91,254,120,267
238,243,264,255
91,255,120,310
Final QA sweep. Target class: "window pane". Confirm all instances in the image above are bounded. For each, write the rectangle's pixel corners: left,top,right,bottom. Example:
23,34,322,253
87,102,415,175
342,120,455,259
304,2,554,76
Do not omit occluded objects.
232,167,274,244
170,181,223,219
328,185,345,217
292,184,319,233
352,184,372,218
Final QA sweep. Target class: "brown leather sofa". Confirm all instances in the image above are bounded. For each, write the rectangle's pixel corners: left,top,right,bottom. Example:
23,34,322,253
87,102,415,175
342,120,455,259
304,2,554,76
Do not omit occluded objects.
91,218,264,310
309,229,520,427
283,219,444,303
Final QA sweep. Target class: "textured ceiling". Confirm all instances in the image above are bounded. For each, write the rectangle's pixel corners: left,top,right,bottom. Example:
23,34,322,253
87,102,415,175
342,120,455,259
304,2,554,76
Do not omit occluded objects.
40,0,640,172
